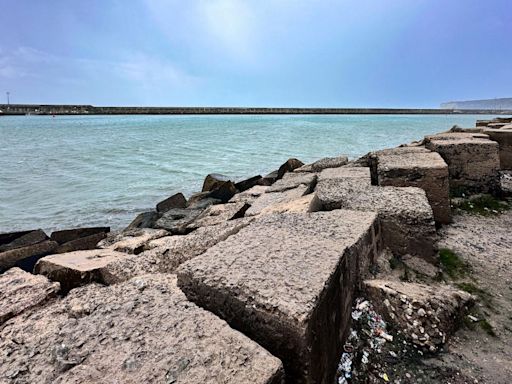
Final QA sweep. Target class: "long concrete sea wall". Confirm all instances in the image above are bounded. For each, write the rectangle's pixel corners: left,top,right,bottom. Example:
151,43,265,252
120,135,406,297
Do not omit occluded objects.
2,103,512,115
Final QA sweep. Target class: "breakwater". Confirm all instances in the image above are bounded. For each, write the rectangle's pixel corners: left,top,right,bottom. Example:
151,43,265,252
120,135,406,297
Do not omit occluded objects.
2,103,512,115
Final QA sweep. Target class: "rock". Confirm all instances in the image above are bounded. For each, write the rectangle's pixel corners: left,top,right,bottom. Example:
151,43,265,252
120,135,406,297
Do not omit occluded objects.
155,192,187,213
317,166,372,184
0,274,284,383
266,172,317,193
54,232,107,254
154,208,203,234
482,128,512,170
313,179,436,261
177,210,381,383
245,185,309,217
235,175,263,192
125,211,161,230
0,268,60,325
0,230,34,247
371,148,451,224
295,155,349,172
99,228,169,254
500,170,512,196
229,185,270,204
209,180,238,203
186,202,250,229
258,170,279,186
50,227,110,244
34,249,130,292
277,158,304,179
425,134,500,195
202,173,231,192
187,191,222,209
252,194,320,216
101,219,253,283
0,229,48,252
364,279,473,351
0,240,59,272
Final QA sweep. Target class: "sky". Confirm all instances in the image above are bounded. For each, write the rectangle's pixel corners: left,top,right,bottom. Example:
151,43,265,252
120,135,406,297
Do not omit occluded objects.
0,0,511,108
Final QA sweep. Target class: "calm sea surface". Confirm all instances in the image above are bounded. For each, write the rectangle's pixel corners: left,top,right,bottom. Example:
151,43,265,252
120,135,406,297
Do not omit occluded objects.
0,114,494,233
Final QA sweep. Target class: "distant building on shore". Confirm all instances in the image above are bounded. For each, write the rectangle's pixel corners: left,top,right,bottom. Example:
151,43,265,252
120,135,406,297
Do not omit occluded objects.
441,98,512,110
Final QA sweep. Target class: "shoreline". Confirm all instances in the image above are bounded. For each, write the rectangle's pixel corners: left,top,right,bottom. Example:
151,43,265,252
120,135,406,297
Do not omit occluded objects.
2,104,512,116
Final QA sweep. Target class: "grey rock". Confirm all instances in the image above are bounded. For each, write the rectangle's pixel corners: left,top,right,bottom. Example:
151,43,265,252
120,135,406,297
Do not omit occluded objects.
50,227,110,244
156,192,187,213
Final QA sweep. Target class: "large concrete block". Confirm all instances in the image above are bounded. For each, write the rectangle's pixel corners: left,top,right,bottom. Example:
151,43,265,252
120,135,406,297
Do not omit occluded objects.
267,172,317,193
178,211,381,383
0,267,60,324
229,185,269,204
186,202,250,229
313,179,436,260
101,219,252,283
483,128,512,170
35,249,130,292
294,155,348,172
0,240,58,272
317,166,372,184
50,227,110,244
425,135,500,194
0,274,284,383
372,150,451,224
245,185,310,216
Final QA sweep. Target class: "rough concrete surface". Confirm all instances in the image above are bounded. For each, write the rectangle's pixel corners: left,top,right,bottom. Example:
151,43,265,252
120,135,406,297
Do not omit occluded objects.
0,267,60,325
294,155,348,172
178,210,381,383
0,274,284,384
266,172,317,193
245,185,309,217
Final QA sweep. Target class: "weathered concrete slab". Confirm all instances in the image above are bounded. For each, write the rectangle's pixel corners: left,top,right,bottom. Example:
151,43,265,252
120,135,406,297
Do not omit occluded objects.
235,175,263,192
229,185,269,204
245,185,309,217
317,166,372,184
54,232,107,254
101,228,169,254
50,227,110,244
178,211,381,383
483,128,512,170
0,230,33,247
186,202,250,229
425,135,500,194
101,219,253,283
0,240,59,272
0,229,48,252
266,172,317,193
154,208,203,234
35,249,130,292
313,179,436,260
0,267,60,325
372,150,451,224
0,274,284,383
294,155,348,172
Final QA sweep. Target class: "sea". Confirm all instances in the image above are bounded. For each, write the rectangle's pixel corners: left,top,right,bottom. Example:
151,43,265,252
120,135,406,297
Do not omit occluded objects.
0,114,495,233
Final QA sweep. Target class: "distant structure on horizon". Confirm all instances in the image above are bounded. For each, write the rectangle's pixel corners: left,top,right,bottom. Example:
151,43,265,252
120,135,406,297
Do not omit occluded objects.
441,97,512,110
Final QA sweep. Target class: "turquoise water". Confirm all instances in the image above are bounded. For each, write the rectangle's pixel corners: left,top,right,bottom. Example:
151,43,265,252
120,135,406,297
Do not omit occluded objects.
0,114,494,233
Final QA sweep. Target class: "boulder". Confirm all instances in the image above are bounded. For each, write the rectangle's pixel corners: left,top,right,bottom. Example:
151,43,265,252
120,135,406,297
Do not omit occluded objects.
364,279,473,352
425,134,500,195
99,228,168,254
177,211,381,384
313,179,436,261
186,202,250,229
0,240,59,272
187,191,222,209
125,211,161,230
155,192,187,213
209,180,238,203
55,232,107,254
0,267,60,325
267,172,317,193
202,173,231,192
235,175,263,192
294,155,349,172
0,274,284,383
483,128,512,170
50,227,110,244
35,249,130,292
229,185,270,204
0,229,48,252
101,219,253,283
0,230,33,247
154,208,203,234
371,148,451,224
277,158,304,179
258,170,279,186
245,185,309,217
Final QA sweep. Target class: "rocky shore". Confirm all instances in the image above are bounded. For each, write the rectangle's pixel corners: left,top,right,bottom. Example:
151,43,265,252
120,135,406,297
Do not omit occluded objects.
1,117,511,383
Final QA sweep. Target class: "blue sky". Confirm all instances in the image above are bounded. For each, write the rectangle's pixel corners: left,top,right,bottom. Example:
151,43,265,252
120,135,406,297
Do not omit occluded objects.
0,0,511,107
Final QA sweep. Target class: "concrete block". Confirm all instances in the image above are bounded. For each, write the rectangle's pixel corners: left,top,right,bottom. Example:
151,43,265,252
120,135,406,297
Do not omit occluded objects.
186,202,250,229
245,185,309,217
294,155,348,172
54,232,107,253
178,211,381,383
483,128,512,170
0,240,59,272
50,227,110,244
0,274,284,383
0,267,59,324
267,172,317,193
313,179,436,260
373,150,451,224
155,192,187,213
